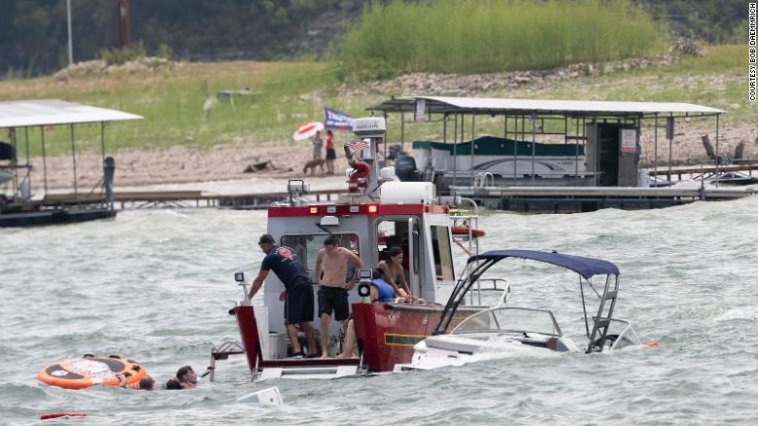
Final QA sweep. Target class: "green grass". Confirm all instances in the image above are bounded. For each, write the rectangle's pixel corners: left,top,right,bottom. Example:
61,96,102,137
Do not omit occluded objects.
0,61,344,156
338,0,665,78
0,44,751,158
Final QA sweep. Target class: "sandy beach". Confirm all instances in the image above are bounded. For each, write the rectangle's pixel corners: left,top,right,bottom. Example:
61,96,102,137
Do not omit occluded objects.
21,120,758,193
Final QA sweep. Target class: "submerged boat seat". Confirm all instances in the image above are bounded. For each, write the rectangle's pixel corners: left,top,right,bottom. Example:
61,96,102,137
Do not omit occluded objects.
545,336,576,352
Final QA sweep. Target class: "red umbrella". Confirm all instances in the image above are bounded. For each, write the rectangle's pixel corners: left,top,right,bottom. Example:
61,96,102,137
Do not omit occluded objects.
293,121,324,141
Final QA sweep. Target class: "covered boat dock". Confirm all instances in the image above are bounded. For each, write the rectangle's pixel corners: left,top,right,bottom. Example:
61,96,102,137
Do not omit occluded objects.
368,96,755,212
0,99,142,227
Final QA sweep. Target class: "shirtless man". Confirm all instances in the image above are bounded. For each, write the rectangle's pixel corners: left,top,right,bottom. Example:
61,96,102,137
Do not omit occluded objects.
314,234,364,358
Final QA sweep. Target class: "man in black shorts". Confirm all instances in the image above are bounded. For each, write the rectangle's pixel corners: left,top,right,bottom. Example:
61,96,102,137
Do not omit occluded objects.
249,234,317,358
314,235,364,358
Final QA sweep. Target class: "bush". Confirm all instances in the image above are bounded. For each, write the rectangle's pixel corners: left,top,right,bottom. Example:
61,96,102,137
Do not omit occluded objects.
338,0,664,79
98,41,148,65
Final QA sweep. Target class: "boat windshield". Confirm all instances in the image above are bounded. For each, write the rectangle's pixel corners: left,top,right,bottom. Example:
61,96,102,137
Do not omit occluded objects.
281,233,360,273
451,307,561,337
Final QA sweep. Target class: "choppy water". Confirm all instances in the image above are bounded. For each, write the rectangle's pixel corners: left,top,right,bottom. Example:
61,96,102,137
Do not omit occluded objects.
2,195,758,425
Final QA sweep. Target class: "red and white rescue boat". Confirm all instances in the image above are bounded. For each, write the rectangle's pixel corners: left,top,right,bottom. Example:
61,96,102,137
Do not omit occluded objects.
210,117,493,381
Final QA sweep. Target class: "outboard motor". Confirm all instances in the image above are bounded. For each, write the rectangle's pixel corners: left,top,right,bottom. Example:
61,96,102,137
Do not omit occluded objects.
394,154,422,182
387,144,405,161
0,142,15,161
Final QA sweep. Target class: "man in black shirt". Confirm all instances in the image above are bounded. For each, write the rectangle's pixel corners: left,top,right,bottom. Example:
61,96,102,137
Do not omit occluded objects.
249,234,317,358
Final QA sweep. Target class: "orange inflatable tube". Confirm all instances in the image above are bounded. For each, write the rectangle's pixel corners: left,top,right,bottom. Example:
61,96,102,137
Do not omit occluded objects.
451,226,486,238
37,355,146,390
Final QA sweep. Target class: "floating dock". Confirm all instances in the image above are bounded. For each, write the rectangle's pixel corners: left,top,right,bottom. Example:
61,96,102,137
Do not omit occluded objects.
43,188,347,210
39,183,756,214
450,185,756,213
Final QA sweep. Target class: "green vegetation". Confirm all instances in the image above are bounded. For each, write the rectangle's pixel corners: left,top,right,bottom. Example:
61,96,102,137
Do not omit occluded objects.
1,1,747,77
0,43,750,158
0,0,348,76
0,61,343,156
339,0,664,79
99,42,149,66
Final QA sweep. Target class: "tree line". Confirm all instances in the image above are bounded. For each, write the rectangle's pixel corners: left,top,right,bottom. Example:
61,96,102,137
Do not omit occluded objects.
0,0,353,77
0,0,746,78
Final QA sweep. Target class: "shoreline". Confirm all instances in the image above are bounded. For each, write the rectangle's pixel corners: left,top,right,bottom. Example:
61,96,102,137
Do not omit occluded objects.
18,122,758,193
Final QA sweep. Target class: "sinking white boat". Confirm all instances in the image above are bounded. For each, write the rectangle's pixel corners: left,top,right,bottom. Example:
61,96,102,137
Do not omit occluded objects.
400,249,648,371
408,306,580,369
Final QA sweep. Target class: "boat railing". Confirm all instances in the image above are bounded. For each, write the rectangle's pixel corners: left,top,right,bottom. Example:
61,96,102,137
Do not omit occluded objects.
605,318,641,351
474,172,495,188
444,196,482,257
467,277,510,307
588,316,640,351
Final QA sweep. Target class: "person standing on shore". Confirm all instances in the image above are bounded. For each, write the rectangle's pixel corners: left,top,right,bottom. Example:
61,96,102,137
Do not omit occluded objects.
325,130,336,175
314,235,363,358
249,234,318,358
311,130,323,160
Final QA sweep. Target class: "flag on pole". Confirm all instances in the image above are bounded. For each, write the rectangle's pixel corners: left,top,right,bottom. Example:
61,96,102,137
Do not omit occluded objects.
346,140,369,153
323,107,353,130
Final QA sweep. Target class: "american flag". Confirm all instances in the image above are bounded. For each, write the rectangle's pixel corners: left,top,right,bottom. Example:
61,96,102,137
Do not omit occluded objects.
346,140,369,153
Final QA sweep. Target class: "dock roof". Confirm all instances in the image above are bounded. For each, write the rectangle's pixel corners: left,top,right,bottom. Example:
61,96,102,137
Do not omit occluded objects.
368,96,723,118
0,99,142,128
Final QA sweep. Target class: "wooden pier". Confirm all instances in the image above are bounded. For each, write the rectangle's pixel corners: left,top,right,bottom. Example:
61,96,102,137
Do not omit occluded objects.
648,163,758,182
43,188,348,210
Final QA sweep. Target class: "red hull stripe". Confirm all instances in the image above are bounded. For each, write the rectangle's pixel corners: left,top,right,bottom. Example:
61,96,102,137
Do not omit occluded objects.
268,204,448,217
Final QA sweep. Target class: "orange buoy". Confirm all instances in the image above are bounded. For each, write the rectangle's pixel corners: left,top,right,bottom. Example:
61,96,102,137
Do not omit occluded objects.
451,226,486,238
37,355,146,390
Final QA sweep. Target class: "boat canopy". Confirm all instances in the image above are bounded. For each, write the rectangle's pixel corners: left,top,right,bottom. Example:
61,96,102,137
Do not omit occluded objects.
435,249,622,335
0,99,142,129
368,96,723,118
467,249,619,278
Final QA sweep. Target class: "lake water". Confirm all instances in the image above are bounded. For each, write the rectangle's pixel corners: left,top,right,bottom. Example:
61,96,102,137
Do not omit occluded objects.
2,194,757,425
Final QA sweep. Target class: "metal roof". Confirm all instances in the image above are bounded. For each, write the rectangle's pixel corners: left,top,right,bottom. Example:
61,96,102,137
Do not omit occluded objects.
368,96,723,117
0,99,143,128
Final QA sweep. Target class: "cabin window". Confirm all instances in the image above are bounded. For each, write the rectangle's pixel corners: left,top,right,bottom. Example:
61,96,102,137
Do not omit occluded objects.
376,220,410,265
280,233,360,274
430,226,454,281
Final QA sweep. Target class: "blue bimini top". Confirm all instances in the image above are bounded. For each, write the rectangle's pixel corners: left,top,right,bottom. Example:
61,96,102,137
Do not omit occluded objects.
467,249,619,279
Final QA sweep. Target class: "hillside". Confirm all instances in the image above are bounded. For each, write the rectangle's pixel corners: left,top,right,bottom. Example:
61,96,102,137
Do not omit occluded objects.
0,44,754,190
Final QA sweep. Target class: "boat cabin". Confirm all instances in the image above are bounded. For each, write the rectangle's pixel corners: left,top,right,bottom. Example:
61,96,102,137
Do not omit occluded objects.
259,180,457,359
